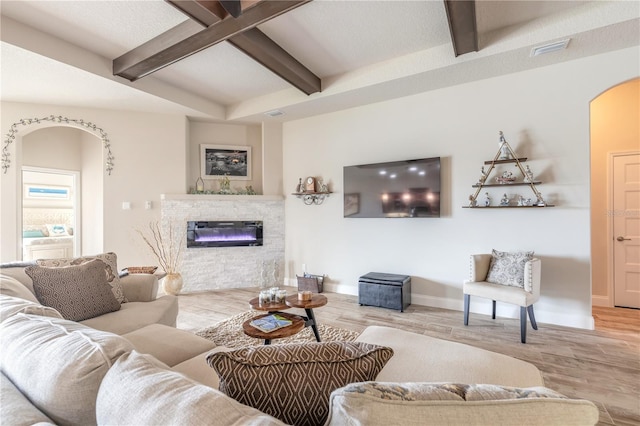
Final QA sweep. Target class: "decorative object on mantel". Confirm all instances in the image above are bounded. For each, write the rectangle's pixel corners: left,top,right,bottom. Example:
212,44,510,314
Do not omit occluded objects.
292,176,332,205
136,221,183,295
188,183,257,195
2,115,114,174
464,131,554,208
195,176,204,192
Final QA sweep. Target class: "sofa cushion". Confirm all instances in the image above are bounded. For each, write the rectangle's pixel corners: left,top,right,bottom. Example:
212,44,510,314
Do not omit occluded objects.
207,341,394,426
80,296,178,335
26,259,121,322
486,249,534,288
356,326,544,388
1,373,56,426
36,252,127,303
0,294,62,323
0,314,134,426
0,273,38,302
122,323,216,367
96,351,285,426
326,382,600,426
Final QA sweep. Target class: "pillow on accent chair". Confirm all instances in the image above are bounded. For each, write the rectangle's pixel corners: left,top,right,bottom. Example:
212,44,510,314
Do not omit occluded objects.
207,341,394,426
36,252,127,303
26,259,121,321
486,249,534,288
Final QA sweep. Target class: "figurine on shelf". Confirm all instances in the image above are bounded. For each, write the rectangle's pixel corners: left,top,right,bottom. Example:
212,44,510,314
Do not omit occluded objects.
495,170,515,184
498,131,511,160
478,166,488,185
500,193,510,206
295,178,304,193
484,192,491,207
517,195,526,206
536,193,546,206
318,178,329,193
469,195,477,207
524,165,534,183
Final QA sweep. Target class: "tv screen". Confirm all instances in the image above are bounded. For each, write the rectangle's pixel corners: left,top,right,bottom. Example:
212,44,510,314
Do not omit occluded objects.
343,157,441,218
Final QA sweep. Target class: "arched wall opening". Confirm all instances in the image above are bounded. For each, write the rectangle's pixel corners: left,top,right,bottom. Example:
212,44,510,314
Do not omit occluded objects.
590,77,640,307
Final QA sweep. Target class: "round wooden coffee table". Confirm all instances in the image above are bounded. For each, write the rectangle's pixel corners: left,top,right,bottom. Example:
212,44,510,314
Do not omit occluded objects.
285,294,327,342
242,312,305,345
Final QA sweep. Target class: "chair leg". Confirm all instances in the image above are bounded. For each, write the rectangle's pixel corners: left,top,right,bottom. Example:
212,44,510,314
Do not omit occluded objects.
520,306,527,343
527,305,538,330
492,300,496,319
463,294,470,326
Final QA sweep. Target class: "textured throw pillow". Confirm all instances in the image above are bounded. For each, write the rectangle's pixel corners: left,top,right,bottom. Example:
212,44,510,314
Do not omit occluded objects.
26,259,121,321
0,294,62,323
486,249,534,288
36,252,127,303
325,382,599,425
44,224,69,236
0,314,134,425
207,341,394,426
97,351,286,426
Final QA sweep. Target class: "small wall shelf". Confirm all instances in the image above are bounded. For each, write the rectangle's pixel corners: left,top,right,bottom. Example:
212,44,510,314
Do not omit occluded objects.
292,191,331,205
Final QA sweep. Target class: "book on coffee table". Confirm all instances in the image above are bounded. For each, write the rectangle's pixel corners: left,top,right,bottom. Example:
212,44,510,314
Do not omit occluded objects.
250,314,293,333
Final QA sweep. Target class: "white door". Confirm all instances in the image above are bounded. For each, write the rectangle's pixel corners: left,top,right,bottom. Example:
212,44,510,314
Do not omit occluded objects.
613,153,640,308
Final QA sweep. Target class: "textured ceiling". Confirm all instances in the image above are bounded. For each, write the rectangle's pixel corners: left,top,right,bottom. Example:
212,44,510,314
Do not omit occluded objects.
1,0,638,123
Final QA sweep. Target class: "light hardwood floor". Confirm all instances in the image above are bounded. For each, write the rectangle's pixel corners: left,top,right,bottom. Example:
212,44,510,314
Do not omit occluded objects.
176,288,640,426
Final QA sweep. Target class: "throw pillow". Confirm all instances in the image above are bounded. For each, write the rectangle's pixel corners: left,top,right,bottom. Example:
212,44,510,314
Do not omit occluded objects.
44,224,69,237
0,314,134,425
486,249,534,288
325,382,599,425
96,351,286,426
0,294,62,323
207,341,394,426
0,273,39,302
36,252,127,303
26,259,121,321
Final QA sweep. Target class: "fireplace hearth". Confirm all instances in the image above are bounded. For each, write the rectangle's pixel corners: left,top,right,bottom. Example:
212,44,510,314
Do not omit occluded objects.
187,221,263,248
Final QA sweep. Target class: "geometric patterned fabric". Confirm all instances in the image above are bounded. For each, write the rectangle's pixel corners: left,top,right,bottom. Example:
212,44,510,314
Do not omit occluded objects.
207,341,394,426
26,259,121,321
36,252,127,303
486,249,534,289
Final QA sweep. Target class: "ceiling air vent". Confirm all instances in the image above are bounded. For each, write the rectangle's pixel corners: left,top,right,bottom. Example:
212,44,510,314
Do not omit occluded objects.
530,39,570,57
264,109,284,117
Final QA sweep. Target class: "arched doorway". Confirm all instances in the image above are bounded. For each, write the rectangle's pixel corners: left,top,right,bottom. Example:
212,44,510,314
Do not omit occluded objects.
0,116,113,261
590,78,640,309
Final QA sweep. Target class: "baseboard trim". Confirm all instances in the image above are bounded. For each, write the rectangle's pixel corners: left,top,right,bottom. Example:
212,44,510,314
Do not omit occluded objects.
591,295,611,307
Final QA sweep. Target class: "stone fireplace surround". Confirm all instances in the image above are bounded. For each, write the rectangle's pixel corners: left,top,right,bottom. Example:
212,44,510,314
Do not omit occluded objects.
161,194,284,293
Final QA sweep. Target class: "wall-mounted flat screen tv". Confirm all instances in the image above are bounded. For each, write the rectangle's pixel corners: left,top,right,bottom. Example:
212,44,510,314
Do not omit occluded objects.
343,157,441,218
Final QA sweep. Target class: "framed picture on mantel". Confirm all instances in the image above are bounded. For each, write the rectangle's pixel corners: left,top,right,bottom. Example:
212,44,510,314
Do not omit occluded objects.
200,144,251,180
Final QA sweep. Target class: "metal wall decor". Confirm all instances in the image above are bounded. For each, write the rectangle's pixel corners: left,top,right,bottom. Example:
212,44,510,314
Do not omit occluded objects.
2,116,114,174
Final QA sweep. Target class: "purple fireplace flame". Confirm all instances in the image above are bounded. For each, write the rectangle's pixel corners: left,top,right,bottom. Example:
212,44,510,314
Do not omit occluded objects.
187,221,263,247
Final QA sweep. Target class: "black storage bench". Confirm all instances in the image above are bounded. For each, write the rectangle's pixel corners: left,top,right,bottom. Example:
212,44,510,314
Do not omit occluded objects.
358,272,411,312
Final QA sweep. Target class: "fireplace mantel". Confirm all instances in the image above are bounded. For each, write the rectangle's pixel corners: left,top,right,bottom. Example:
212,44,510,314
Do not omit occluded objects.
161,194,284,202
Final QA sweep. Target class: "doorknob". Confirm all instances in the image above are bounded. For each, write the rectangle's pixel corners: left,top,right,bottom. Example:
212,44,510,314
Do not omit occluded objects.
617,236,631,241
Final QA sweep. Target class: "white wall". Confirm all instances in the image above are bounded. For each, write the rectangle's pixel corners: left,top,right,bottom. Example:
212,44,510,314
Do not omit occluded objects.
282,47,640,330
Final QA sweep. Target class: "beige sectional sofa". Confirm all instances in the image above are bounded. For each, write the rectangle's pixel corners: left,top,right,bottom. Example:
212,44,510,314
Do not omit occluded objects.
0,260,599,426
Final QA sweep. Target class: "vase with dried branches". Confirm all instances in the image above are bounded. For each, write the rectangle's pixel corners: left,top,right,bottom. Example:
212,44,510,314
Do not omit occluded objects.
137,221,183,295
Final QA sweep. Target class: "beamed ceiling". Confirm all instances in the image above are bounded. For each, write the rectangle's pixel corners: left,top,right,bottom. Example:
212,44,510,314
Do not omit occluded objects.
1,1,638,123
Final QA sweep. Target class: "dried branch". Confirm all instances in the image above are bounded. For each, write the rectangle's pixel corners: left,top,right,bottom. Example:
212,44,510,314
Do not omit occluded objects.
137,221,181,274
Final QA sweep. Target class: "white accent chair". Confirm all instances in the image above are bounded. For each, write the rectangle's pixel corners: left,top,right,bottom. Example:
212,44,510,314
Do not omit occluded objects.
463,254,541,343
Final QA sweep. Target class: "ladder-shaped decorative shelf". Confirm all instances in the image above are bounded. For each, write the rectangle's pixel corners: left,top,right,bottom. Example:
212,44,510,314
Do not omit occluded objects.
464,131,554,208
